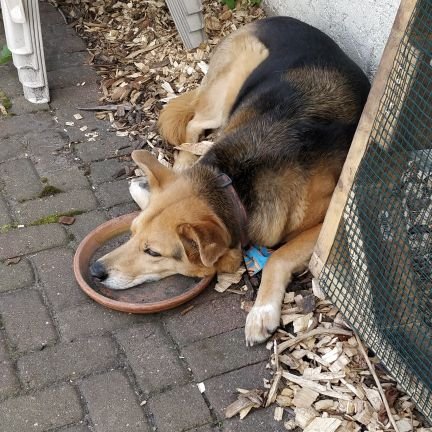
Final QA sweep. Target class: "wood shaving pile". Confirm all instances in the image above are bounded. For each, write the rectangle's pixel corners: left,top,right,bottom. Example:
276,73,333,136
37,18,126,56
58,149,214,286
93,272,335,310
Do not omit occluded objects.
50,1,430,429
52,0,265,164
229,275,431,431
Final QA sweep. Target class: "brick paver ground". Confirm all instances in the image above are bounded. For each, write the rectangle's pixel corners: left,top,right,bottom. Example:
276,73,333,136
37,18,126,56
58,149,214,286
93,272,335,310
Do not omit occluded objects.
0,3,276,431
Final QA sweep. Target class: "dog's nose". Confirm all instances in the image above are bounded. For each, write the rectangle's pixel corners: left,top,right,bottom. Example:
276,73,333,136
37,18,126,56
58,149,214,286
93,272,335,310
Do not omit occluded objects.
90,261,108,281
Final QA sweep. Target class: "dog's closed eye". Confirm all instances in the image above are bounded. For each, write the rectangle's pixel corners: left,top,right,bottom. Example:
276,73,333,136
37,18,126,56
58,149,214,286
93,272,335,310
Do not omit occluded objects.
143,248,161,257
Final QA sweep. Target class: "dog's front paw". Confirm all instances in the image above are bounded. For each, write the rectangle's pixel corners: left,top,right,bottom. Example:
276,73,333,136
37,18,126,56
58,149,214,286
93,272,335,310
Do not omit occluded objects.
129,176,151,210
245,304,280,346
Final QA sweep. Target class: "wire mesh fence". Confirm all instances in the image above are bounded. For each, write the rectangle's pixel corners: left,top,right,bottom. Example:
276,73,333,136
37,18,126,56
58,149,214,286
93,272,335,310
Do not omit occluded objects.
319,0,432,421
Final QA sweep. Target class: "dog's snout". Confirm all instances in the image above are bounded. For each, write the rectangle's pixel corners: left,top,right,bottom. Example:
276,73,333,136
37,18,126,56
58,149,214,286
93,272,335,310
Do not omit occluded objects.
90,261,108,281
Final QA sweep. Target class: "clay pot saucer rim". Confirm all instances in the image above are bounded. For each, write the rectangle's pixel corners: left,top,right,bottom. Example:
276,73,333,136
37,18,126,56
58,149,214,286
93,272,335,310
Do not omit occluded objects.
73,211,214,313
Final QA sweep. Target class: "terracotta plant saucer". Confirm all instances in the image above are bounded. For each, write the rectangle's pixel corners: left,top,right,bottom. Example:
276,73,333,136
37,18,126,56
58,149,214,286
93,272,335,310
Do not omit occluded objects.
73,212,214,313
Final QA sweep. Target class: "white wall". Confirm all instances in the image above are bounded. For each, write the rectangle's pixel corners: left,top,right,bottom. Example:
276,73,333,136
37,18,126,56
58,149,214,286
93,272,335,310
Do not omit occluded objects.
263,0,400,79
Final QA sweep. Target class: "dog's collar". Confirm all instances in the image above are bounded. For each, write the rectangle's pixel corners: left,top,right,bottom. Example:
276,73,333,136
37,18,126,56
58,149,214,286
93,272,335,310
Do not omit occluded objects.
214,173,249,248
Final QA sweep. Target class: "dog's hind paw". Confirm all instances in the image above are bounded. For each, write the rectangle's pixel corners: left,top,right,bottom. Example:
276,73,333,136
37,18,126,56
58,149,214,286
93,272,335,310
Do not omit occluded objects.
245,304,280,346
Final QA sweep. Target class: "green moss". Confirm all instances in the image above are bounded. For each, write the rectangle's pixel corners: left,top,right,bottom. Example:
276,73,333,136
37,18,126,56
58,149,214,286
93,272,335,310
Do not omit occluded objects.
38,185,63,198
0,89,11,114
30,210,85,226
1,211,85,233
0,45,12,65
0,223,18,234
30,214,62,226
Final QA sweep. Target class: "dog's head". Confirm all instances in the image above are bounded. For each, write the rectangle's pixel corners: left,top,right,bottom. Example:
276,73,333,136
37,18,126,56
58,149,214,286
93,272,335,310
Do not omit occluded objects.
90,150,242,289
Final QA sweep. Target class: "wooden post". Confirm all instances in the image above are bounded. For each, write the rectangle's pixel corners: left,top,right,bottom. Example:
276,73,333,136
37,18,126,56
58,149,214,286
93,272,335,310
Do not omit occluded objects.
310,0,418,277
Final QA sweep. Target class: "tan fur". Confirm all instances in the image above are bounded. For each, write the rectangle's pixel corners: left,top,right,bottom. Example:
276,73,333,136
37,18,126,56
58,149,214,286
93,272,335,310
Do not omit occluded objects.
246,160,342,247
222,108,257,134
285,67,361,122
247,167,307,246
283,166,340,241
98,153,242,288
158,24,269,147
96,21,365,344
158,89,199,145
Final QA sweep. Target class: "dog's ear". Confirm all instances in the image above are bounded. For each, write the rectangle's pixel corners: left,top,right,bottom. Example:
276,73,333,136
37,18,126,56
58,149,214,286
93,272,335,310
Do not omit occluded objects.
177,220,230,268
131,150,175,190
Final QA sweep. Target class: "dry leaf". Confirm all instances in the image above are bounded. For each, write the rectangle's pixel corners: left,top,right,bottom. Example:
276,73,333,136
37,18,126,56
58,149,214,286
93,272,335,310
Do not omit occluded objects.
175,140,214,156
378,387,400,422
215,267,244,293
205,16,222,31
58,215,76,225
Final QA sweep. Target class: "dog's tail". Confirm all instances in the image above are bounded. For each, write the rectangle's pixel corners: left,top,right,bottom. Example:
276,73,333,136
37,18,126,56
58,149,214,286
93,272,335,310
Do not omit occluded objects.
158,89,199,145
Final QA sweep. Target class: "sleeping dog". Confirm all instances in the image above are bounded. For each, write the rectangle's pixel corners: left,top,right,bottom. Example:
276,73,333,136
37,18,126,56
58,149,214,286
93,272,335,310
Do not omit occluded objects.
90,17,370,345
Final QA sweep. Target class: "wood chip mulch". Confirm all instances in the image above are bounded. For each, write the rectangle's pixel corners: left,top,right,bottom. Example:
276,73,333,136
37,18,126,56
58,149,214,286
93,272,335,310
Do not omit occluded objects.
50,1,431,430
51,0,265,164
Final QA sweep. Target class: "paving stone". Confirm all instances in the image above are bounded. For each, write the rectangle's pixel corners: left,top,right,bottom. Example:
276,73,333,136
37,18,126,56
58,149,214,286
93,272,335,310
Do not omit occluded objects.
0,258,34,292
9,96,50,116
67,210,108,243
204,362,270,419
43,27,87,56
48,66,98,90
0,332,20,399
222,408,286,432
54,425,92,432
57,302,148,341
90,159,125,184
116,322,189,393
0,135,27,161
0,290,57,353
0,224,68,260
108,201,140,218
31,248,90,311
44,167,90,191
187,425,215,432
17,336,117,389
43,23,86,42
0,384,83,432
148,384,212,432
164,295,246,346
50,85,102,111
39,2,65,25
0,112,54,138
0,158,43,202
0,64,23,97
0,360,20,400
159,281,226,312
80,370,149,432
62,119,107,145
26,128,73,173
181,328,268,381
95,180,133,208
46,51,91,72
55,425,91,432
75,136,131,162
0,193,12,225
16,189,98,224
